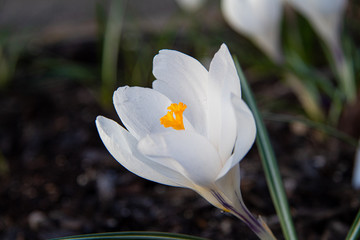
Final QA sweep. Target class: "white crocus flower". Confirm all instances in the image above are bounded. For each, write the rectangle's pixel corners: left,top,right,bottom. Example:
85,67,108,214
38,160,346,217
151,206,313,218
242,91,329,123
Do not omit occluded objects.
285,0,346,57
175,0,206,12
221,0,283,63
96,44,275,240
284,0,355,101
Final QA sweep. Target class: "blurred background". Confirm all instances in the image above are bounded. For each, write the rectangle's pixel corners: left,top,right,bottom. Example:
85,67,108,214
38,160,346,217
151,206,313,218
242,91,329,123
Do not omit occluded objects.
0,0,359,239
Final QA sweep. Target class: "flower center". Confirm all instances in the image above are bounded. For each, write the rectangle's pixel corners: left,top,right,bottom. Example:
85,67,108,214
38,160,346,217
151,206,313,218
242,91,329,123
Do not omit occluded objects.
160,102,187,130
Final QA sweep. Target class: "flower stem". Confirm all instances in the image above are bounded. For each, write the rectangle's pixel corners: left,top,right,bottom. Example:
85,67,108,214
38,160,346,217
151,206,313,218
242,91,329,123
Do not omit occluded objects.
230,204,276,240
212,190,276,240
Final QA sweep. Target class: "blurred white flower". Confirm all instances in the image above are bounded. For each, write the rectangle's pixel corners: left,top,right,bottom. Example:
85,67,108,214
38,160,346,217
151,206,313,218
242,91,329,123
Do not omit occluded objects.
175,0,206,12
285,0,346,59
221,0,283,63
284,0,355,101
352,142,360,189
96,44,275,239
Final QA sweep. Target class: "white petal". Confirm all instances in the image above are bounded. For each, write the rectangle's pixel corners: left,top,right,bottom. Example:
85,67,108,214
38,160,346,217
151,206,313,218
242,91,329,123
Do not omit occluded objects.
96,116,193,187
209,44,241,96
217,95,256,179
286,0,346,50
138,131,222,187
113,86,194,140
215,165,241,206
221,0,283,62
152,49,208,135
194,166,242,211
207,44,239,163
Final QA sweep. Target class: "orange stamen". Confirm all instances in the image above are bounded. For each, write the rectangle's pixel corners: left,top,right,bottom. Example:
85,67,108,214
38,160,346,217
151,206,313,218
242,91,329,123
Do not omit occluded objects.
160,102,187,130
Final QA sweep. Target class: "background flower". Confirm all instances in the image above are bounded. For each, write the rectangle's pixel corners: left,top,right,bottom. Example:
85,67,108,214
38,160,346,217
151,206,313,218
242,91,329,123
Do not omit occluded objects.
221,0,284,63
285,0,347,59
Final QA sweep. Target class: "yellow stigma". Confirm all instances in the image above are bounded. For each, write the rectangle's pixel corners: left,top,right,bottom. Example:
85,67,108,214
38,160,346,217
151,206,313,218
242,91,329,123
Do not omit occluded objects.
160,102,187,130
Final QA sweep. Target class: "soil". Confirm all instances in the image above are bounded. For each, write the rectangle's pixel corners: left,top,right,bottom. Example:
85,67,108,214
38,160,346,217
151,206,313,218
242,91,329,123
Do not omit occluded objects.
0,39,359,240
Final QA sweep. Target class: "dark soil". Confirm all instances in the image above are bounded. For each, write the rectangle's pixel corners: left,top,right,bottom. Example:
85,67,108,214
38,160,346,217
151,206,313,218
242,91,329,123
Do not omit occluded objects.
0,40,359,240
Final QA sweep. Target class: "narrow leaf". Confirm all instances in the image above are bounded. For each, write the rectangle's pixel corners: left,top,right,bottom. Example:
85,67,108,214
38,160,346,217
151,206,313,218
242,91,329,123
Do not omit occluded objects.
345,209,360,240
50,231,208,240
101,0,127,107
234,57,298,240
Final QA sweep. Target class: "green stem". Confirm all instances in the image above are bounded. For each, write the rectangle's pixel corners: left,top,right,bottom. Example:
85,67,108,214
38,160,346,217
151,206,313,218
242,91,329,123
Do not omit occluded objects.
212,190,276,240
101,0,126,107
345,208,360,240
234,57,298,240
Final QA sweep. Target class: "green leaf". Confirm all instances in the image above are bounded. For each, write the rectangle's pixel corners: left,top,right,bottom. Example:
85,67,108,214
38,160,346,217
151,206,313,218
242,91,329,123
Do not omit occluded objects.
346,209,360,240
101,0,127,107
234,57,298,240
50,231,208,240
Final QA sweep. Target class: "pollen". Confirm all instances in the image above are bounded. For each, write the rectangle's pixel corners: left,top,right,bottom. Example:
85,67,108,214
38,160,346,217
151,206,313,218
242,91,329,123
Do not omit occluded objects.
160,102,187,130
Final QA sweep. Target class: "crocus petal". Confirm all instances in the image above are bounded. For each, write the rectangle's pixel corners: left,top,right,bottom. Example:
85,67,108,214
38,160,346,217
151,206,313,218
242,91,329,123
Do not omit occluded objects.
215,164,241,206
285,0,346,52
216,95,256,180
209,44,241,96
138,131,222,187
113,86,194,140
207,44,239,163
153,49,208,136
221,0,283,63
96,116,194,187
